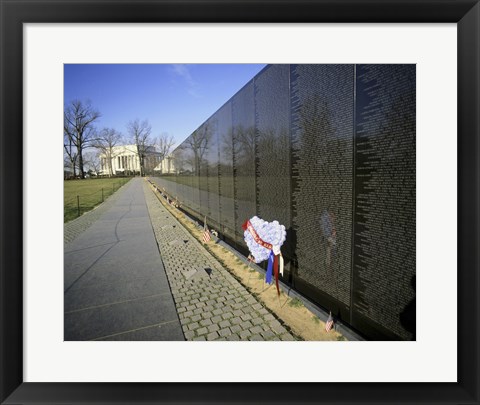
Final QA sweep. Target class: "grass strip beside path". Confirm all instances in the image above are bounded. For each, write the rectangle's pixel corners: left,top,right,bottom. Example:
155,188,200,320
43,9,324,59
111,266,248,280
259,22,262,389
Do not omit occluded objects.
64,177,131,223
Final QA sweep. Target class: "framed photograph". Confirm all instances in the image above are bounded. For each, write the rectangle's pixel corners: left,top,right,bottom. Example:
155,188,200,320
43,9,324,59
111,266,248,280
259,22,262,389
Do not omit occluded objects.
1,0,479,404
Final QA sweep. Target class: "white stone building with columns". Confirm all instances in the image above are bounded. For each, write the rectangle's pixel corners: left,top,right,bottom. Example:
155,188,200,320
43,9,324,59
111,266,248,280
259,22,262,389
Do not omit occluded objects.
157,154,177,174
100,145,161,176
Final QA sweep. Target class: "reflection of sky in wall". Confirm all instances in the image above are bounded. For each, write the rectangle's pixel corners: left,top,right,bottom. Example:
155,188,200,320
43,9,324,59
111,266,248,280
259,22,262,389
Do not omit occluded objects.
64,64,266,147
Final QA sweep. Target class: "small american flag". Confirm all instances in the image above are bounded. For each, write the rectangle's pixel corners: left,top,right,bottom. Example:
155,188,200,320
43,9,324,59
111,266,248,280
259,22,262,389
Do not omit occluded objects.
202,216,211,243
325,311,334,332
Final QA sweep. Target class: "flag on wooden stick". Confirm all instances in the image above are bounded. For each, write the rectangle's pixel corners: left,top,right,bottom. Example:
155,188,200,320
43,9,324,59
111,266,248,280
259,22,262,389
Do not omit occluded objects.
202,216,211,243
325,311,334,332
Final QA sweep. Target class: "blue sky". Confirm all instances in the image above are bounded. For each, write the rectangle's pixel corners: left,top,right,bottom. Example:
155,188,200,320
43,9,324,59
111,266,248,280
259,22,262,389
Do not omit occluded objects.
64,64,266,147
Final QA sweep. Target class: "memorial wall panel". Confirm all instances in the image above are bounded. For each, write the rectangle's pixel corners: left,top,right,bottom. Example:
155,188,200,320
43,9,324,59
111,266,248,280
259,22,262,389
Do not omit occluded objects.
232,80,256,246
189,142,197,212
290,64,354,309
175,138,193,209
254,65,292,269
217,101,236,241
189,130,201,214
197,122,210,218
352,64,416,340
205,116,221,229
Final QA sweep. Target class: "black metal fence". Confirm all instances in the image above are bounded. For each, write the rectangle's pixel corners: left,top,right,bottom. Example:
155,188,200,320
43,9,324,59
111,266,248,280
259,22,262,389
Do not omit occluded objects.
64,178,130,222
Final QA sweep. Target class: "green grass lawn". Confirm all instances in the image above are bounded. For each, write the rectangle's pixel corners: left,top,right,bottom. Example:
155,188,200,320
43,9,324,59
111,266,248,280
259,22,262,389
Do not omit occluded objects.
64,177,131,223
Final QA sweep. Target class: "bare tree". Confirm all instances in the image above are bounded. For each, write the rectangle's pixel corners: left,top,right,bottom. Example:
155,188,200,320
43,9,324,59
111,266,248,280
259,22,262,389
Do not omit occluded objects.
127,118,152,177
156,132,175,161
155,132,175,174
94,127,123,177
64,100,101,179
64,131,78,178
83,151,102,177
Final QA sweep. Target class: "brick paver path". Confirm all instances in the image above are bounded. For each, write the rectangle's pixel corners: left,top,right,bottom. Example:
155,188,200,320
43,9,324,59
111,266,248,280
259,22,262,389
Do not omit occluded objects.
143,181,296,341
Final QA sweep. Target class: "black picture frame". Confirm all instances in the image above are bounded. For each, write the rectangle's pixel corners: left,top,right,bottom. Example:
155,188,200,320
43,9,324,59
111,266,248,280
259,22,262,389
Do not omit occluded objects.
1,1,478,404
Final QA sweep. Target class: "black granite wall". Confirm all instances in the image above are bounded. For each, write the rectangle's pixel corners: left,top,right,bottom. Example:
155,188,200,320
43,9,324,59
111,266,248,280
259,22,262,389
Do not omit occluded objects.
153,64,416,340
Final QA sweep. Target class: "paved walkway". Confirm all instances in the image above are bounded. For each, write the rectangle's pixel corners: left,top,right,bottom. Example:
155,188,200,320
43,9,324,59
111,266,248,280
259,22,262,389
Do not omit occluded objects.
64,178,184,340
64,177,296,341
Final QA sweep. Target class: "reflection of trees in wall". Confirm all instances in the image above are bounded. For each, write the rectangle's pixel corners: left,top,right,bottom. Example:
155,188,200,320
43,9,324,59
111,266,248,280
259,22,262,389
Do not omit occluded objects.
198,123,212,189
173,147,187,174
219,122,235,237
233,125,255,171
203,118,220,221
220,131,233,167
180,126,211,212
184,122,212,176
204,118,219,179
196,123,212,214
219,128,234,199
232,124,255,202
177,140,195,206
